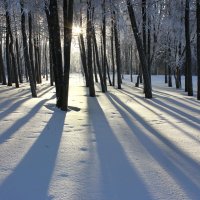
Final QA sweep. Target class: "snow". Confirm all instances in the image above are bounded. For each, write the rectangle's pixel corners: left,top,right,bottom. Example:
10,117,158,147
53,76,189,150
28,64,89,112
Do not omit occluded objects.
0,74,200,200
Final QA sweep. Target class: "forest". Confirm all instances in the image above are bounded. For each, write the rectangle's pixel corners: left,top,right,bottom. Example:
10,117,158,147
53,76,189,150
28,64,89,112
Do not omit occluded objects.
0,0,199,111
0,1,200,200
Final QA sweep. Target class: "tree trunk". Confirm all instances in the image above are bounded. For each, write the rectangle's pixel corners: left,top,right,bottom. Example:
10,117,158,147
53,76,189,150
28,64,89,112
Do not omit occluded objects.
168,47,172,87
61,0,74,111
20,0,37,97
106,57,112,86
127,0,152,98
46,0,63,107
113,10,122,89
92,26,106,92
197,0,200,100
28,12,36,86
93,44,98,83
87,0,95,97
0,42,7,85
130,45,133,82
111,16,115,86
5,1,19,88
185,0,193,96
142,0,147,55
15,38,23,83
79,34,89,87
102,0,107,91
5,6,12,86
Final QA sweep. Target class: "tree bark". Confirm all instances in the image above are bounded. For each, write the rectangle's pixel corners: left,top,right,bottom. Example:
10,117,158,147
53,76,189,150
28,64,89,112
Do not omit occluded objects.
0,42,7,85
113,10,122,89
92,26,106,92
46,0,63,107
28,12,36,86
5,3,12,86
87,0,95,97
102,0,107,91
185,0,193,96
127,0,152,98
61,0,74,111
197,0,200,100
20,0,37,97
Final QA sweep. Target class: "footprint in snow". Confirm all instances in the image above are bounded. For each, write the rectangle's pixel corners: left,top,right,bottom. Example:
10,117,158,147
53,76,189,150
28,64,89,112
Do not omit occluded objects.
80,147,88,151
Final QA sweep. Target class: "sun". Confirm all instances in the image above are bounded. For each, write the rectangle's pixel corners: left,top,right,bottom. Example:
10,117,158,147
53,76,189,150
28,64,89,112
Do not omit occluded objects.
73,26,82,35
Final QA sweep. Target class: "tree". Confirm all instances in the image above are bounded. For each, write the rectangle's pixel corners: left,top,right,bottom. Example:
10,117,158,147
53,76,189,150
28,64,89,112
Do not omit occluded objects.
113,10,122,89
0,42,6,85
197,0,200,100
46,0,63,107
126,0,152,98
87,0,95,97
61,0,74,111
185,0,193,96
20,0,37,97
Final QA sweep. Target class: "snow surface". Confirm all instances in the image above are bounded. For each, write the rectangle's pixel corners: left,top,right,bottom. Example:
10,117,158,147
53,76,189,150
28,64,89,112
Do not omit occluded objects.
0,74,200,200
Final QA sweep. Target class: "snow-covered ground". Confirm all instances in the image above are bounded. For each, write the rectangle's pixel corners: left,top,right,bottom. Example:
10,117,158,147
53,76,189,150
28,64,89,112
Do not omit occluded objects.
0,74,200,200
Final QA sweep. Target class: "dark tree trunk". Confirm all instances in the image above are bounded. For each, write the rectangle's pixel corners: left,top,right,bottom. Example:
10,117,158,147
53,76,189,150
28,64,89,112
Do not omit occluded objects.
5,6,12,86
147,12,151,72
46,0,63,107
113,10,122,89
79,34,89,87
127,0,152,98
34,37,39,83
197,0,200,100
130,45,133,82
61,0,74,111
28,12,36,86
102,0,107,91
106,57,112,86
79,0,89,87
185,0,193,96
93,44,98,83
111,15,115,86
9,41,19,88
20,0,37,97
5,1,19,88
49,46,54,86
15,38,23,83
142,0,147,55
92,26,106,92
0,42,7,85
44,43,48,81
168,47,172,87
87,0,95,97
175,67,181,89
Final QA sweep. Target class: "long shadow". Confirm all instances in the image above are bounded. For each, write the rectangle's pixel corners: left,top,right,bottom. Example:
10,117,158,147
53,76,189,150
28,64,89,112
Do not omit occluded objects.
0,98,30,121
119,88,200,131
152,88,200,106
117,89,200,143
0,99,49,144
87,97,152,200
152,98,200,127
124,81,200,106
0,87,31,99
123,84,200,114
0,108,66,200
152,91,200,114
37,86,54,98
107,93,200,199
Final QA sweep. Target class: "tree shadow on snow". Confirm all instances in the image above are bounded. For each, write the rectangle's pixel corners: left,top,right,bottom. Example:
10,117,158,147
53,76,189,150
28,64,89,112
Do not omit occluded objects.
87,97,152,200
106,92,200,199
0,108,66,200
117,88,200,144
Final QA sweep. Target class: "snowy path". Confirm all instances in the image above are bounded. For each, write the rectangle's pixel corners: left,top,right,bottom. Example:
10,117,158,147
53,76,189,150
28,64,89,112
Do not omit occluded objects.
0,74,200,200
